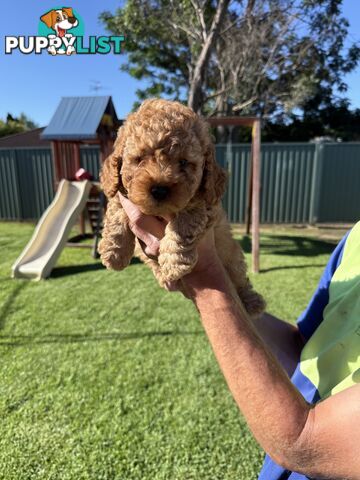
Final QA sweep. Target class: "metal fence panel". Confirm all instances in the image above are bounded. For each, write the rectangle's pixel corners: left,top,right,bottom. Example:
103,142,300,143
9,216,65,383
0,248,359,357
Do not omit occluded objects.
0,148,54,220
1,143,359,223
15,148,54,219
0,149,21,219
216,143,316,223
261,143,315,224
316,143,360,222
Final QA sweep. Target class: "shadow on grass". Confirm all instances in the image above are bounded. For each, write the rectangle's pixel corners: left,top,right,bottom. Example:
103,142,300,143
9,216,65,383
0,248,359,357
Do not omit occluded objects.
0,329,203,347
261,264,327,273
51,257,143,279
51,263,105,278
0,282,27,330
237,234,337,257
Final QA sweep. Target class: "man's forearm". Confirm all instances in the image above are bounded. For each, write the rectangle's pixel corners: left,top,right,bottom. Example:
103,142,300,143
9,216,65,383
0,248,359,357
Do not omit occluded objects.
122,204,360,479
183,262,312,470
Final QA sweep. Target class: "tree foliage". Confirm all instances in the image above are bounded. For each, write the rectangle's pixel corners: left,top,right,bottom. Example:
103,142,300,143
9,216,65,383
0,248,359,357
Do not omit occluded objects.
262,100,360,142
0,113,38,138
100,0,359,121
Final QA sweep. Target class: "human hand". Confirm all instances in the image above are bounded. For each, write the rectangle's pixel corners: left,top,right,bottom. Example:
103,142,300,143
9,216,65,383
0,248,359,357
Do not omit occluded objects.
118,193,220,292
118,193,169,259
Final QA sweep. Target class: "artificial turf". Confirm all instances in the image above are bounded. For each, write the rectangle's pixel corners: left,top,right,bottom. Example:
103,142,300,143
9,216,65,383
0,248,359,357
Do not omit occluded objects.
0,221,342,479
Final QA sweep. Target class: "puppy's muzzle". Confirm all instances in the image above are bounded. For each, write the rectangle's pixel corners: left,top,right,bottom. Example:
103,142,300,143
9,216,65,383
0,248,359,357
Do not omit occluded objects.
68,16,77,24
150,185,170,201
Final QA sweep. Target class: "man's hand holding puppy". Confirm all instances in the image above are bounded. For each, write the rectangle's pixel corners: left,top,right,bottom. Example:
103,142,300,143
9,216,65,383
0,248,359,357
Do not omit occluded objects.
119,192,219,294
120,191,360,480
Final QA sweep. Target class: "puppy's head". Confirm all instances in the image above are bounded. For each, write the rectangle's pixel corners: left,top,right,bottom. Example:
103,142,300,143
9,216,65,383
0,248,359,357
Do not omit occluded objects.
40,8,78,36
101,99,227,215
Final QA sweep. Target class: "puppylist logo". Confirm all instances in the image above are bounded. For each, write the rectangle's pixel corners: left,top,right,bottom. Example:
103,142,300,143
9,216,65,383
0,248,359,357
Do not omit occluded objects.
5,6,125,56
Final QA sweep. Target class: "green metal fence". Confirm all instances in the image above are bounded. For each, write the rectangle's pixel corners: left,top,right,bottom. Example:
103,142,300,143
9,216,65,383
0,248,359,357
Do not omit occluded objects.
0,143,359,223
0,146,100,220
316,143,360,222
217,143,318,223
0,148,54,220
217,142,360,223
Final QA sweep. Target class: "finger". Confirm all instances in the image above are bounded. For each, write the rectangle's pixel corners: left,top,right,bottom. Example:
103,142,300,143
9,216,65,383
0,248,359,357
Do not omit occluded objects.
164,280,180,292
134,214,166,240
119,193,166,239
143,238,160,258
119,193,142,222
159,213,173,222
132,227,161,256
138,239,158,261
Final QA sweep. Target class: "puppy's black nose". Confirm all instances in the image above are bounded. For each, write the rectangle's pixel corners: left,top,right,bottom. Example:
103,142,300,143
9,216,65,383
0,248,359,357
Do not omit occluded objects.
150,185,170,201
68,16,77,24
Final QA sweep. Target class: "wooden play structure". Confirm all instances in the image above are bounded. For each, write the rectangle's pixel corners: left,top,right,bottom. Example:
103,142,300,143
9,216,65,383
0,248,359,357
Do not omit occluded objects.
41,96,120,257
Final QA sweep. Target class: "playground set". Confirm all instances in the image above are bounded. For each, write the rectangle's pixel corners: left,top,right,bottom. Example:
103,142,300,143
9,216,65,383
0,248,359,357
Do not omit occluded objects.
12,96,120,280
11,97,262,280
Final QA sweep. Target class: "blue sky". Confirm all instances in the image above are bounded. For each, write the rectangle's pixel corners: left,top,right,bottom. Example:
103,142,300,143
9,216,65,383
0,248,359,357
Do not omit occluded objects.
0,0,359,126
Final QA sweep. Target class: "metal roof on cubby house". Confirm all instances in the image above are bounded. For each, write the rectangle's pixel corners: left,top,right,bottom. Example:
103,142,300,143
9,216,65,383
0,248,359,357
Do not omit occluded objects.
41,96,120,184
41,96,118,141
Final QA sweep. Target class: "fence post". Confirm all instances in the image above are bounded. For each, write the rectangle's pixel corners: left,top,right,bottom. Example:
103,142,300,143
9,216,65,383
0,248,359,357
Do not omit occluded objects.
309,142,324,224
245,150,253,234
251,119,261,273
226,126,234,221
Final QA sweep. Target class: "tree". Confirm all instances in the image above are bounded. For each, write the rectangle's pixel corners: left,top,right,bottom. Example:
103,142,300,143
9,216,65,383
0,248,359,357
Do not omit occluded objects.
0,113,39,138
100,0,359,118
262,99,360,142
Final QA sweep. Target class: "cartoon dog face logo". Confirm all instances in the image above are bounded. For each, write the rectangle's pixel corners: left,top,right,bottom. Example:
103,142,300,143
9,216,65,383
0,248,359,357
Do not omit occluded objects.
40,7,78,37
40,7,79,55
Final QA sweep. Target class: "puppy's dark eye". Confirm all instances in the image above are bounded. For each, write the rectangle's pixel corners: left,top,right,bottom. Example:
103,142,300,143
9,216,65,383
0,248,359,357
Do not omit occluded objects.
179,159,188,168
134,156,142,164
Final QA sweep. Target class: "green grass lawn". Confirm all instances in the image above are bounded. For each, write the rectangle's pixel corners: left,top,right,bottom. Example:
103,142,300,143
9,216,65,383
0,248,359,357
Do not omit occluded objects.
0,222,343,480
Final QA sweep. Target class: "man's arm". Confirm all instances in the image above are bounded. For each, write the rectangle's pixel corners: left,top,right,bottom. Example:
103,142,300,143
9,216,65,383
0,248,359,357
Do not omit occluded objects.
118,194,360,480
183,260,360,480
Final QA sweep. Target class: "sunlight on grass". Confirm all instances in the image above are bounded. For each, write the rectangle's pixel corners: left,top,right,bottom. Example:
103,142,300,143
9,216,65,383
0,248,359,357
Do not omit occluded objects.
0,221,341,479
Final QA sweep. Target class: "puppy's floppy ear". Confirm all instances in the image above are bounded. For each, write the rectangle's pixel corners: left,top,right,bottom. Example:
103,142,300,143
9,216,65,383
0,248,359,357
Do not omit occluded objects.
100,126,126,199
197,120,227,206
40,10,56,28
63,7,74,18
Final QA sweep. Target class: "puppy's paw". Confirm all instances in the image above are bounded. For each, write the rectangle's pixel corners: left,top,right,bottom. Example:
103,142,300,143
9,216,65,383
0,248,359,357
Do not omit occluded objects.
99,251,132,271
98,241,133,271
239,288,266,318
158,250,198,282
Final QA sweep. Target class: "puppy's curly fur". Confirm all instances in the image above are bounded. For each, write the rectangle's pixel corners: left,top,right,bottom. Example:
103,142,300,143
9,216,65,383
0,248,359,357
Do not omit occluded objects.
98,99,265,317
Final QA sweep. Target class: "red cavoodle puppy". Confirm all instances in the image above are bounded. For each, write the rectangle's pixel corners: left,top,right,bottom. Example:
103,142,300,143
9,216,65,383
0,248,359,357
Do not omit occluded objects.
98,98,265,317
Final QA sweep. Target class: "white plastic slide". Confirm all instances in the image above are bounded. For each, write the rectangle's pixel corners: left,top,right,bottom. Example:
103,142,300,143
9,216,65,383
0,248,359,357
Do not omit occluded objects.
12,180,92,280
